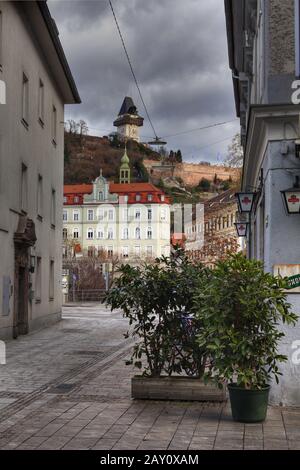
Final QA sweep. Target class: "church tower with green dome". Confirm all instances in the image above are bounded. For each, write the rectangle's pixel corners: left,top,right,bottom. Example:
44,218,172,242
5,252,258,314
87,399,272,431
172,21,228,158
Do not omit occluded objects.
119,144,131,184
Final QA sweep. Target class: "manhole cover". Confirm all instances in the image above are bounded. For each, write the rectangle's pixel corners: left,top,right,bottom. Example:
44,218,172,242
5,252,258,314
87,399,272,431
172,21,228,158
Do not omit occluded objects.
46,383,77,394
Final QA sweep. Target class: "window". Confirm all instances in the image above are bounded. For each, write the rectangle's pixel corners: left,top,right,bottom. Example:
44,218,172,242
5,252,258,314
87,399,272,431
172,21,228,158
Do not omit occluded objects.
122,227,129,239
107,246,113,258
63,210,67,221
123,208,128,221
97,229,104,239
134,246,141,257
98,208,104,220
124,195,128,203
161,207,166,221
63,196,67,203
35,257,42,302
37,174,43,219
146,246,153,257
148,209,152,221
38,79,44,125
122,246,129,258
108,227,114,239
147,227,152,240
51,189,56,227
136,194,141,202
22,73,29,126
108,209,114,221
49,259,54,300
0,11,3,69
147,194,153,202
88,246,95,257
98,191,104,201
135,209,141,220
88,209,94,221
73,210,79,221
87,228,94,239
74,196,79,203
21,163,28,213
161,195,165,202
52,105,57,145
73,228,79,239
135,227,141,239
62,228,68,240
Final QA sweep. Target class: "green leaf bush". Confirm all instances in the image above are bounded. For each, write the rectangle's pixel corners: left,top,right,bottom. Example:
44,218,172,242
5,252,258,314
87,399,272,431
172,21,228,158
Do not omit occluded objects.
105,249,210,377
195,253,298,389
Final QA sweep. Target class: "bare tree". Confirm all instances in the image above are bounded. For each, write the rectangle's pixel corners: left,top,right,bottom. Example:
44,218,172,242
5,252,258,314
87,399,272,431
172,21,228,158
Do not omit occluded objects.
225,133,243,168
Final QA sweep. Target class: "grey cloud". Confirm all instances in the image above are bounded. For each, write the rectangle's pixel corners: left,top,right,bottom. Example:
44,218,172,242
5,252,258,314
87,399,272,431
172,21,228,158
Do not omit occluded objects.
48,0,239,162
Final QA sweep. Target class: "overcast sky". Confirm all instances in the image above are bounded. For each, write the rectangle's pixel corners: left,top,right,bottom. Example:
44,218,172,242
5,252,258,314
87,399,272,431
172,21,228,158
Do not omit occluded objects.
48,0,239,163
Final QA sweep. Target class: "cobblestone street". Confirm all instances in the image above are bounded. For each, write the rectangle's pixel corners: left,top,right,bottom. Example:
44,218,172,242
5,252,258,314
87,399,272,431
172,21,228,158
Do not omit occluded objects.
0,304,300,450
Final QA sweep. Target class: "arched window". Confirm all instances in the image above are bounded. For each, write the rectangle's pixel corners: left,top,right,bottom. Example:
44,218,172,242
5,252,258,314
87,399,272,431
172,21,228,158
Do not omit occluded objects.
62,228,68,240
135,227,141,239
98,191,104,201
97,229,104,239
73,228,79,239
147,227,152,240
123,227,129,239
87,228,94,239
108,228,114,239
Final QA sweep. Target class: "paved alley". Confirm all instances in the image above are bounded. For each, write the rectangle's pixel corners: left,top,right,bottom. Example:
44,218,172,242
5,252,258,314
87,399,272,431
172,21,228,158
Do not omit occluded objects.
0,304,300,450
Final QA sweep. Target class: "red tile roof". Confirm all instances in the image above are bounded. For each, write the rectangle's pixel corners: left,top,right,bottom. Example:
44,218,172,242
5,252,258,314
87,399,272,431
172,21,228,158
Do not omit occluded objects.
109,183,163,193
64,184,93,194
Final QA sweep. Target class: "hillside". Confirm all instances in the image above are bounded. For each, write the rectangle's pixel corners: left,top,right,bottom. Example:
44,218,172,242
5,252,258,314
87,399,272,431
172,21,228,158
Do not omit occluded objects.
64,131,239,203
64,132,160,184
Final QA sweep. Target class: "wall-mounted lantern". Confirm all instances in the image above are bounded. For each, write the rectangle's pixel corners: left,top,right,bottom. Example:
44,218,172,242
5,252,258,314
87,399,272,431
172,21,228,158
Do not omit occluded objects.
235,192,256,213
234,222,249,237
29,255,36,273
295,139,300,159
281,176,300,214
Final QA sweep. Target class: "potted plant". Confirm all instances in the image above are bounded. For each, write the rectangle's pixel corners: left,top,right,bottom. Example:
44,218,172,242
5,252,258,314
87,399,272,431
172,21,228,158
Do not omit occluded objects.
195,253,298,422
105,250,225,401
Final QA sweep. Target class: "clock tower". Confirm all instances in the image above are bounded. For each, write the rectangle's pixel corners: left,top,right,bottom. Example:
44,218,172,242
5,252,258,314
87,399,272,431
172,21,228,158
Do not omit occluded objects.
113,96,144,142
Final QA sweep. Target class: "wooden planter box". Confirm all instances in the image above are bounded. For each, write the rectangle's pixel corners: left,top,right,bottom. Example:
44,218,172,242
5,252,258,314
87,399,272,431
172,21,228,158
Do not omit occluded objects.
132,376,226,401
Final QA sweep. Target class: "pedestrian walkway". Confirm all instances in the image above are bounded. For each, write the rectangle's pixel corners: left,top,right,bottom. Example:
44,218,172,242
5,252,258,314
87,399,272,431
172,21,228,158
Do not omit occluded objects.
0,304,300,450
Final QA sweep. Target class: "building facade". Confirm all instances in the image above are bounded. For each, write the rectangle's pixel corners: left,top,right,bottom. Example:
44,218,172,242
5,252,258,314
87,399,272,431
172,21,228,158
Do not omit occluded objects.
63,152,171,261
225,0,300,405
185,189,242,265
0,1,80,339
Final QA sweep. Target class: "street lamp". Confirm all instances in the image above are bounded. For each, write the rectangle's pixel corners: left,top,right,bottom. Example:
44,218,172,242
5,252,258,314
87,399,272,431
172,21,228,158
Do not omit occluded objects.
234,222,249,237
235,192,256,213
295,139,300,159
281,176,300,214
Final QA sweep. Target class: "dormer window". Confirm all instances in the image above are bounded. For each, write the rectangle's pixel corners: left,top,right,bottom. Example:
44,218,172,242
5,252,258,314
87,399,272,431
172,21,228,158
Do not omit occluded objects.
136,194,141,202
99,191,104,201
74,196,79,203
161,195,165,202
147,194,153,202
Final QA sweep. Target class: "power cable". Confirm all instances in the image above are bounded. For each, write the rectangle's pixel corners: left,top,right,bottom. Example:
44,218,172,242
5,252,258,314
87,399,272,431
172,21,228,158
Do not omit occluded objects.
109,0,158,139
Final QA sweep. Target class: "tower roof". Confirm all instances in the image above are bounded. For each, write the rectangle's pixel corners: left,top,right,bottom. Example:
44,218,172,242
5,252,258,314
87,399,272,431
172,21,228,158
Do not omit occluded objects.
118,96,138,116
120,146,130,169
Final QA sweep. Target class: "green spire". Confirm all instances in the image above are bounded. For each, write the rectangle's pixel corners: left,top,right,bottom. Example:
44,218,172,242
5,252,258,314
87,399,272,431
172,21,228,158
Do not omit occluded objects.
119,143,131,183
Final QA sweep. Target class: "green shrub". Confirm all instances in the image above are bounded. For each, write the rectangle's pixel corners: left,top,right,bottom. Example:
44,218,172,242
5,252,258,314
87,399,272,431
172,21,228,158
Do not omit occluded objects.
195,253,298,389
105,250,210,377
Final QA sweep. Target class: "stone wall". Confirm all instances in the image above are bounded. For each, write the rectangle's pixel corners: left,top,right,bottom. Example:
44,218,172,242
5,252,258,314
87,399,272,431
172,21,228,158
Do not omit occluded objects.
143,160,240,187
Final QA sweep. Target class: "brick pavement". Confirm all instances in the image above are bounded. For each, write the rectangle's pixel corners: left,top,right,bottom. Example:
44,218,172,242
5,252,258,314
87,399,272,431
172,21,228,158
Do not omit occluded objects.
0,304,300,450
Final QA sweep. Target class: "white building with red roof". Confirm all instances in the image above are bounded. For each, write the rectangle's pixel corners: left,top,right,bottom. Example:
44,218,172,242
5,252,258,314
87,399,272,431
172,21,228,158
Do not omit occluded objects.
63,150,171,261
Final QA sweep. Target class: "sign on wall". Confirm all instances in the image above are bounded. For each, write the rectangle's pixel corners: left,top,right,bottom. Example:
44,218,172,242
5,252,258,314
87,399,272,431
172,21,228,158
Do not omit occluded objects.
273,264,300,293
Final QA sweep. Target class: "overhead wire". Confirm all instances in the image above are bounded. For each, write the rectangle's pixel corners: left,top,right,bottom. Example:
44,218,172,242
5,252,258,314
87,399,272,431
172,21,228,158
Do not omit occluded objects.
109,0,159,139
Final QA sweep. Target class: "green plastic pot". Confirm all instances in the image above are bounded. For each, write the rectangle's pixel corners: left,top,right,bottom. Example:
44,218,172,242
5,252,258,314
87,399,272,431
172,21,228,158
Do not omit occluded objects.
228,383,270,423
